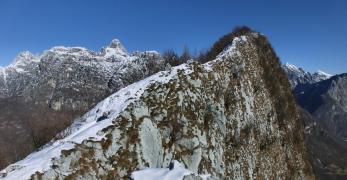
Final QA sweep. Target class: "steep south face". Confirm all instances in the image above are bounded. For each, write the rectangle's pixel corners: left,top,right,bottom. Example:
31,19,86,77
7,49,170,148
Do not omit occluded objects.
0,40,166,169
1,33,314,179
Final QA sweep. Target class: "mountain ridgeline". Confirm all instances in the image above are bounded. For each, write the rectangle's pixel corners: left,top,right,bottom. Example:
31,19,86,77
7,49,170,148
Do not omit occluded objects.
0,40,167,169
282,63,332,89
0,28,314,179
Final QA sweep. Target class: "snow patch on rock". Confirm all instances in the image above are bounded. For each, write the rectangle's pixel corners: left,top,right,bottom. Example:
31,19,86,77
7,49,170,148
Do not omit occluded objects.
131,160,210,180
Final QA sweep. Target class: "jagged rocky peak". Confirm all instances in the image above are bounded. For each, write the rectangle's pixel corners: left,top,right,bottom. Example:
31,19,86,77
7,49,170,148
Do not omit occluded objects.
313,70,332,80
12,51,36,62
108,39,125,49
42,39,129,59
283,62,332,88
316,70,332,77
102,38,129,58
10,51,39,66
0,29,314,179
283,63,306,75
2,51,40,74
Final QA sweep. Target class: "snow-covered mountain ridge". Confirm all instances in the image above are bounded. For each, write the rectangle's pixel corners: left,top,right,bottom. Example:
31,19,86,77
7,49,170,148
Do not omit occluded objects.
282,63,332,88
0,39,166,169
1,32,313,179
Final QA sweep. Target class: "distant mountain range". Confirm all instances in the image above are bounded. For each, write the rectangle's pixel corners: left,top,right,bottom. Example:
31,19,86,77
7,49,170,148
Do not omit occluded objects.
282,63,332,88
0,39,166,169
284,63,347,179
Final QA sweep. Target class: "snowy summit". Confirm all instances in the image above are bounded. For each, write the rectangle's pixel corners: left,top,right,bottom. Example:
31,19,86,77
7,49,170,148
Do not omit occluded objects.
283,62,333,88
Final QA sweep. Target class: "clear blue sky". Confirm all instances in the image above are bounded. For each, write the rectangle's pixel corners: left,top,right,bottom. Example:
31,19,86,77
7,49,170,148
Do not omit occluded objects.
0,0,346,74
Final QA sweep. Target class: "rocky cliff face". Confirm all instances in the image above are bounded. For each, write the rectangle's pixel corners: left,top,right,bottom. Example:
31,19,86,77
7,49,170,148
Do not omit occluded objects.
1,32,314,179
0,40,166,169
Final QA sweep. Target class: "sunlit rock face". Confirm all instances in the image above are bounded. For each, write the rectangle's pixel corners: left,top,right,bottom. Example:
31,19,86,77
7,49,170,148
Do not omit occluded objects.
2,32,314,179
0,39,166,169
